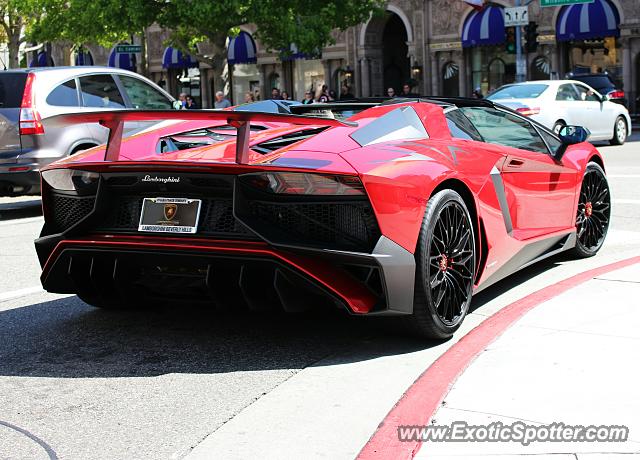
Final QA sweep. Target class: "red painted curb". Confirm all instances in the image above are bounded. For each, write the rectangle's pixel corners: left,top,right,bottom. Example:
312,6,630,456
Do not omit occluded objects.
357,255,640,460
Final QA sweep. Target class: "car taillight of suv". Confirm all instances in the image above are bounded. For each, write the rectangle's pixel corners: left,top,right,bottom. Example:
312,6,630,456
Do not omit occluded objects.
19,73,45,136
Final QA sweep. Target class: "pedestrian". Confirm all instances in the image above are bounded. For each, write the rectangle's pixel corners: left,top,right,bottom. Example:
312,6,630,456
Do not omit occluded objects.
214,91,232,109
178,92,188,109
328,90,337,101
386,87,396,98
339,84,354,100
471,87,483,99
271,87,282,100
317,84,329,102
281,90,291,101
185,95,199,109
401,83,418,97
302,91,315,104
244,92,255,103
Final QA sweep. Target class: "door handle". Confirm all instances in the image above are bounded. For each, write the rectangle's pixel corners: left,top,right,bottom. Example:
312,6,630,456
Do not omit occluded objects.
507,158,525,167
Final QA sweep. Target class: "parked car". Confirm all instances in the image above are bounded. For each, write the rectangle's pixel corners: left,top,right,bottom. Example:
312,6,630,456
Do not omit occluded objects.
487,80,631,145
36,99,609,339
567,73,627,107
0,66,177,196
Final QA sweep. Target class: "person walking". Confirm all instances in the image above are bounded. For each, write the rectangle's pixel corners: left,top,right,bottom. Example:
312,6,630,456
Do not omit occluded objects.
301,91,314,104
214,91,231,109
386,87,396,98
471,87,484,99
271,87,282,100
281,90,291,101
339,84,354,100
317,84,329,102
185,95,199,109
244,92,255,103
401,83,418,97
178,92,188,109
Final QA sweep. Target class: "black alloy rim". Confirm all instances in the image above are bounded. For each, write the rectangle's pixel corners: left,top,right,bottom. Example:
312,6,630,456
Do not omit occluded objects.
427,201,474,326
576,168,610,251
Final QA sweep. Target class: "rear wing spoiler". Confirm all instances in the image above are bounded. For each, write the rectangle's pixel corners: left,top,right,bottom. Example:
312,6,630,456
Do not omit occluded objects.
49,109,357,164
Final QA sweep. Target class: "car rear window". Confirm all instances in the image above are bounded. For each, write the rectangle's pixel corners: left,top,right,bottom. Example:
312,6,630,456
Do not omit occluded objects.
0,73,28,108
572,75,614,89
487,84,549,100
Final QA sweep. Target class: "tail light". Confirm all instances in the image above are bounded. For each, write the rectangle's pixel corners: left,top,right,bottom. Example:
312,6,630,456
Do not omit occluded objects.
240,172,365,196
19,73,45,135
516,107,541,117
608,90,625,99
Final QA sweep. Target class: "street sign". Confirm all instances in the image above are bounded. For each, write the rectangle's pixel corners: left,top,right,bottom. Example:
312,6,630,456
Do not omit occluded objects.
540,0,594,7
115,45,142,54
504,6,529,27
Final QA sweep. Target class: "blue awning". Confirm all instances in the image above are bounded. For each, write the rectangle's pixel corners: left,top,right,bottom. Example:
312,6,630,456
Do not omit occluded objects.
108,45,135,71
228,31,257,65
461,5,505,48
162,46,198,69
279,43,318,61
75,50,94,66
556,0,620,42
29,51,54,68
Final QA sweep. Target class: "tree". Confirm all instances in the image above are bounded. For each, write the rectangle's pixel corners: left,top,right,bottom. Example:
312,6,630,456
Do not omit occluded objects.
0,0,43,68
157,0,384,95
28,0,161,74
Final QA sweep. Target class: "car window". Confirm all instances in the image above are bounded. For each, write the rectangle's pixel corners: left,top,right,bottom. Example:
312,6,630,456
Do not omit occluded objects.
445,109,483,141
350,106,428,146
487,84,548,100
46,79,79,107
460,107,548,153
118,75,173,109
78,74,125,108
538,128,562,156
574,84,601,102
0,73,28,108
556,84,580,101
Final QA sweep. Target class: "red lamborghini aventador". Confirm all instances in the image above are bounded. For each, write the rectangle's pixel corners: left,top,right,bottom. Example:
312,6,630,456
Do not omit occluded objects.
35,98,610,339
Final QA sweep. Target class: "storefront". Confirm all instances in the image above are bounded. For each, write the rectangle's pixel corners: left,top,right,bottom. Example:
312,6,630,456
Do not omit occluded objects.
292,59,326,100
228,31,260,104
556,0,621,79
462,4,515,96
162,46,200,105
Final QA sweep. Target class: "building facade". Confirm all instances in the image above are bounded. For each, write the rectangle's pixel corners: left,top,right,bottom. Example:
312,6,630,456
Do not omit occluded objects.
37,0,640,111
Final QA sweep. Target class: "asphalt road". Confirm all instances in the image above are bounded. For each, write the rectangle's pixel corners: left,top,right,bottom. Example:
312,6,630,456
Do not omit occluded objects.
1,135,639,460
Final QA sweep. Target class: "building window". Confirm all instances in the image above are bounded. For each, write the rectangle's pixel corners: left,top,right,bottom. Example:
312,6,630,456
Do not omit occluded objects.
442,61,460,96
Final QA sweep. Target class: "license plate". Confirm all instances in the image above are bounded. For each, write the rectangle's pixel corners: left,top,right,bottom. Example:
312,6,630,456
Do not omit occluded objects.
138,197,202,234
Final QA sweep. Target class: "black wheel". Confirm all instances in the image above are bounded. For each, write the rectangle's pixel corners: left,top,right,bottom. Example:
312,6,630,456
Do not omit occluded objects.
609,116,627,145
404,190,476,339
571,162,611,258
553,121,565,135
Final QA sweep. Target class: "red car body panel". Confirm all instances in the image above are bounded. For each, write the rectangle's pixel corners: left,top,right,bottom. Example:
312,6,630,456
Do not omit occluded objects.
35,101,605,315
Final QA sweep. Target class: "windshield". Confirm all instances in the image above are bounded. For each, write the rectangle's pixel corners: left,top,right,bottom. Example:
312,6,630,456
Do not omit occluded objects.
487,84,549,100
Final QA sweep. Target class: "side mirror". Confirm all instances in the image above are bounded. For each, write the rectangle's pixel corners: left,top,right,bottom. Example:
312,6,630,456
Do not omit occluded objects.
172,100,183,110
554,125,591,161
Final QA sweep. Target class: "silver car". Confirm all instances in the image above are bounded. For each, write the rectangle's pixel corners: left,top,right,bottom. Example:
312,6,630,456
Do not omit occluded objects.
0,66,176,196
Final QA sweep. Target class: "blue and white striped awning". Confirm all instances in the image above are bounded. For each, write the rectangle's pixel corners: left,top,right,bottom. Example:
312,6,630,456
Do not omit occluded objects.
108,45,135,71
556,0,620,41
162,46,198,69
75,50,94,66
279,43,318,61
228,31,257,65
461,5,505,48
29,51,54,68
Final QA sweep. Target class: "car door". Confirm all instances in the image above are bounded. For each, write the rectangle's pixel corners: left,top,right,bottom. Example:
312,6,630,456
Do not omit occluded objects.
460,107,579,238
77,73,139,144
553,83,586,131
572,83,612,139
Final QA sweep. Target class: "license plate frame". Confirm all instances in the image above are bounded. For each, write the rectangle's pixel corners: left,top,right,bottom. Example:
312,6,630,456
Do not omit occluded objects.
138,197,202,234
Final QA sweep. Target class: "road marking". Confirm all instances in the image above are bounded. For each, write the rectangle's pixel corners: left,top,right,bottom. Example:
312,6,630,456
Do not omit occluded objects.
615,199,640,205
608,174,640,178
357,255,640,460
0,216,43,227
0,286,43,302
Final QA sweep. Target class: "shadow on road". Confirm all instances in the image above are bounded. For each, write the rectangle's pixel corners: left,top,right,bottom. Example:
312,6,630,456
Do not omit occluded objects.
0,199,42,221
0,254,567,379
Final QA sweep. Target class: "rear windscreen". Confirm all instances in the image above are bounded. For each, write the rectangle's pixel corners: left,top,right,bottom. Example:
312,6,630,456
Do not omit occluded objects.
487,84,549,100
0,73,27,108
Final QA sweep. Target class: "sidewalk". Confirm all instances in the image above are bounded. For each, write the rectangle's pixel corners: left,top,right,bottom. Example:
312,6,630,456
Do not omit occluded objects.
415,262,640,459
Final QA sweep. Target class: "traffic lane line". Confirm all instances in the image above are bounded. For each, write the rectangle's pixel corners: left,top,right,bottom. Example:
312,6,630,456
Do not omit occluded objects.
357,255,640,460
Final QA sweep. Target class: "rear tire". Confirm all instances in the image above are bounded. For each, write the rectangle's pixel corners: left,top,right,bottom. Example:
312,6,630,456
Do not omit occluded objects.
609,116,627,145
402,190,476,339
570,162,610,258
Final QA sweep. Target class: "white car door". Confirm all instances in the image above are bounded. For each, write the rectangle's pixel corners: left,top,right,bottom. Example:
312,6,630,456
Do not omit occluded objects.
553,83,582,132
573,83,613,139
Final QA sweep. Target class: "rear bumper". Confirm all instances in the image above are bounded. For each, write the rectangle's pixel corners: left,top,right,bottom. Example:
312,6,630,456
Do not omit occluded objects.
0,166,41,195
36,235,416,316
